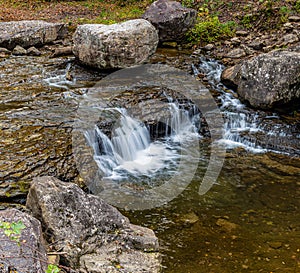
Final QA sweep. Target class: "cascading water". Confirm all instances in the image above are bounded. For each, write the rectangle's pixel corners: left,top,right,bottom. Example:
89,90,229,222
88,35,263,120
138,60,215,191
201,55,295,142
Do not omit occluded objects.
85,101,201,181
44,62,77,90
193,57,299,155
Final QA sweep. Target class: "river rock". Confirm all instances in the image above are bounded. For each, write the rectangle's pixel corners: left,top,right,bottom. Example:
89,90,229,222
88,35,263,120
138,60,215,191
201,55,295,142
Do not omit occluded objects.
0,20,67,50
0,47,10,54
142,0,197,42
72,19,158,69
282,33,299,45
221,50,300,111
12,45,27,56
0,208,47,272
27,46,42,56
51,46,73,57
225,48,247,59
26,176,161,273
288,15,300,22
220,64,241,91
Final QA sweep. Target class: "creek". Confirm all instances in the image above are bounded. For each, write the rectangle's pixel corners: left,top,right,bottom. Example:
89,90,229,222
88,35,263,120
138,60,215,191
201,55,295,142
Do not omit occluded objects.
0,51,299,272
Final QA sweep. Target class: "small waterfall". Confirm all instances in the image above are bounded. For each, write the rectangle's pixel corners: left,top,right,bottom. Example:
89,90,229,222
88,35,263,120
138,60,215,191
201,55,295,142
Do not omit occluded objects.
86,102,200,179
194,57,299,154
111,114,150,161
44,62,77,90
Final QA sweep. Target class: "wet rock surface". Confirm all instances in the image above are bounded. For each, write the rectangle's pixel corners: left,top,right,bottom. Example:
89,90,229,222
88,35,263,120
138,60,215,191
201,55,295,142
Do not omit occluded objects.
75,64,213,160
73,19,159,69
0,54,105,198
26,176,161,273
0,208,47,272
221,50,300,111
142,0,197,42
0,20,67,50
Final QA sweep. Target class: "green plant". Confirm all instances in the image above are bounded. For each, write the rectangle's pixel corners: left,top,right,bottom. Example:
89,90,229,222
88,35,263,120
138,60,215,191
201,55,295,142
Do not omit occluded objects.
181,0,195,8
186,16,236,45
241,13,257,29
279,6,290,23
0,220,61,273
295,0,300,13
0,220,25,245
46,264,61,273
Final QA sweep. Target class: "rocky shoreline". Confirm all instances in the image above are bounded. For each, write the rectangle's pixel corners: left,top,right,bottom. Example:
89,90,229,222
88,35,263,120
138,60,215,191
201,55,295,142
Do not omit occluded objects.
0,0,299,272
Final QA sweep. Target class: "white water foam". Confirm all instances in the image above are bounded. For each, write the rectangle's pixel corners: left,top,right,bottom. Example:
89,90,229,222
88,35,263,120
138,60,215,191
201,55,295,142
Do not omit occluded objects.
194,57,267,153
86,103,200,180
44,63,77,90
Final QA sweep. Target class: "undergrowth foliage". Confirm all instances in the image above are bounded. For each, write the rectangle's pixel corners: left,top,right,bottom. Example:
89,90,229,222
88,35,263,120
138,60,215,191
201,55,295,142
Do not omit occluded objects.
186,16,236,45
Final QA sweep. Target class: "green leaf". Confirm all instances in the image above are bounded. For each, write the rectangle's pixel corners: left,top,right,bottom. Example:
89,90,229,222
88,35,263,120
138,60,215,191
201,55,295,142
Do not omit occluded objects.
46,264,61,273
4,229,13,237
11,221,26,234
0,221,11,230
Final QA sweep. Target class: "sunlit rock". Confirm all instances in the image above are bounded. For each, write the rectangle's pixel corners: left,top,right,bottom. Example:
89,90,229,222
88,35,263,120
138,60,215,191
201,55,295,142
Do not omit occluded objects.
26,176,161,273
221,50,300,111
0,20,67,50
72,19,159,69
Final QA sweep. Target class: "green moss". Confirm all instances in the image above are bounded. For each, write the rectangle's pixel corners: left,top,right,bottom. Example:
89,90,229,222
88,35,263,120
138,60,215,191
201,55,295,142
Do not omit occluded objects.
71,2,145,25
296,0,300,12
186,16,236,45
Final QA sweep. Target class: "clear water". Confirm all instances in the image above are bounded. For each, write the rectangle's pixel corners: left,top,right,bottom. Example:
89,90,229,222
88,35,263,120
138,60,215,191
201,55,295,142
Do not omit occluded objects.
77,57,300,272
1,53,299,273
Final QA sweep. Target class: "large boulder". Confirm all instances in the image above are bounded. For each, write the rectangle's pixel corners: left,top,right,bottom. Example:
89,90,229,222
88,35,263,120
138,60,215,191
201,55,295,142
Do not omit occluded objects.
26,176,161,273
0,208,47,273
0,20,67,50
142,0,197,42
72,19,159,69
221,50,300,111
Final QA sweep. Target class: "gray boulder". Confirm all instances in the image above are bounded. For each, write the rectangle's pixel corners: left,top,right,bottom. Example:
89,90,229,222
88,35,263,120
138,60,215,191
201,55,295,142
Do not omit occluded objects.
221,50,300,111
72,19,159,69
0,20,67,50
142,0,197,42
0,208,47,273
26,176,161,273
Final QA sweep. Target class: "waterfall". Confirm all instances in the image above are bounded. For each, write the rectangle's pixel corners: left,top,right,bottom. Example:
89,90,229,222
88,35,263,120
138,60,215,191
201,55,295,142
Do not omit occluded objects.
111,114,150,161
194,57,299,154
86,102,200,179
44,62,77,90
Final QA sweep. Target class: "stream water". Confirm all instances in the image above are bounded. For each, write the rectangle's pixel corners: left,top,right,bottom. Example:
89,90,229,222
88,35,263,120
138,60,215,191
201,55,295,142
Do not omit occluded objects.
0,51,299,272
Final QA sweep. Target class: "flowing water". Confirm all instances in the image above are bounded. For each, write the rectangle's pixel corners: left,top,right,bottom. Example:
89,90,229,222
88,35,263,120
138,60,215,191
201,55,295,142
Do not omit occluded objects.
0,52,299,272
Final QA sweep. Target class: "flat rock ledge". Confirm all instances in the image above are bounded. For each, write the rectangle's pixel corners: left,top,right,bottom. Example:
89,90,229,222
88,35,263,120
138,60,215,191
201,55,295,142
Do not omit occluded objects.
72,19,159,70
0,20,67,50
26,176,161,273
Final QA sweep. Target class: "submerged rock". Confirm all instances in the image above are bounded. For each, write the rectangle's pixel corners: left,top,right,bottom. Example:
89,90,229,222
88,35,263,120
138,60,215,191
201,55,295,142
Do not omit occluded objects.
0,20,67,50
72,19,159,69
26,176,161,273
142,0,197,42
0,208,47,272
221,50,300,111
